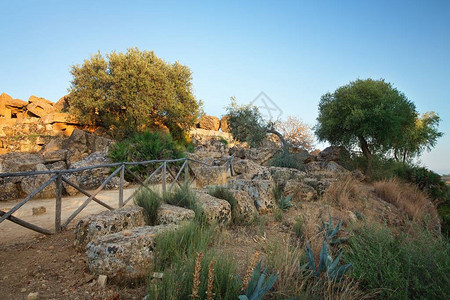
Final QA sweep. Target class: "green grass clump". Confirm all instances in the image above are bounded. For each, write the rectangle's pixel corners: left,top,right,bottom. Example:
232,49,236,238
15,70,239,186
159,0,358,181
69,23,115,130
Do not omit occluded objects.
293,217,304,239
134,188,162,225
269,150,304,171
344,223,450,299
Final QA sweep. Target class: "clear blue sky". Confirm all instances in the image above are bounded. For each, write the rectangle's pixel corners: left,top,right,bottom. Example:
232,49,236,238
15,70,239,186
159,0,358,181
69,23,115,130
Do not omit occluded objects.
1,0,449,173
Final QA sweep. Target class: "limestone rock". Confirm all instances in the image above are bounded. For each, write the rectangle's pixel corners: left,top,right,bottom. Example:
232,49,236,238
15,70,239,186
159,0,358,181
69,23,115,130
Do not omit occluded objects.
156,203,195,225
195,192,231,224
317,146,347,162
43,149,67,163
198,115,220,131
87,224,177,281
0,152,44,174
269,166,306,182
63,129,113,165
27,96,55,118
64,152,113,196
284,179,318,202
228,179,274,213
191,164,228,188
233,159,264,177
42,112,78,125
20,164,56,199
220,116,230,132
54,95,70,112
74,206,146,250
228,189,257,222
304,161,349,177
0,180,20,201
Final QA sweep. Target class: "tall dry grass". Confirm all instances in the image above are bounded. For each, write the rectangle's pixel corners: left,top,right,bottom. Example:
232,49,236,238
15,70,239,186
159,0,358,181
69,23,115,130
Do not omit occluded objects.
374,178,439,229
322,175,361,210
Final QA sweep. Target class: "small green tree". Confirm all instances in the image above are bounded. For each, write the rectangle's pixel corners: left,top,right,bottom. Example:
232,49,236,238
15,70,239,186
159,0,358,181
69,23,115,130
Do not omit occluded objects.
69,47,201,139
315,79,417,178
225,98,288,149
393,112,443,163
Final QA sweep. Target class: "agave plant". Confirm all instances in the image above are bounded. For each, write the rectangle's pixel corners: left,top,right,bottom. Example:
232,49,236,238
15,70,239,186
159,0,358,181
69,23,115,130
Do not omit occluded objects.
302,241,351,281
318,214,345,244
277,195,293,211
238,261,279,300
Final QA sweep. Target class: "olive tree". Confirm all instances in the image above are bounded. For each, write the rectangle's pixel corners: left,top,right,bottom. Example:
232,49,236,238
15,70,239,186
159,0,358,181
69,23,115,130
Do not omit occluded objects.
69,47,201,140
315,79,417,177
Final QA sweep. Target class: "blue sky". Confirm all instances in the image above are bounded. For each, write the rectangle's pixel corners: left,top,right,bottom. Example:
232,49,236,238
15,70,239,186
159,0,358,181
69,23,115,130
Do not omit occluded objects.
1,0,449,173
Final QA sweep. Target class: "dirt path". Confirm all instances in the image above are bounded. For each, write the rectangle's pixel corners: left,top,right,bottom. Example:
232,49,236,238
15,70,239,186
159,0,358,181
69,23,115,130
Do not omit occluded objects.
0,187,138,245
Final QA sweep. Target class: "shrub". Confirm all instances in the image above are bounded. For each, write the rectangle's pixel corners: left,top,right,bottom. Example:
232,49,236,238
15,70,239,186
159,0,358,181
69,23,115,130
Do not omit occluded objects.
344,223,450,299
109,131,185,180
269,150,304,171
133,188,161,225
164,183,207,226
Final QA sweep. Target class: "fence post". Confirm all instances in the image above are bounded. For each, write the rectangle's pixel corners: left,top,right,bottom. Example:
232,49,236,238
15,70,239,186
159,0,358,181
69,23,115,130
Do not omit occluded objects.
185,159,189,184
230,156,235,176
119,164,124,208
55,172,62,233
162,161,167,193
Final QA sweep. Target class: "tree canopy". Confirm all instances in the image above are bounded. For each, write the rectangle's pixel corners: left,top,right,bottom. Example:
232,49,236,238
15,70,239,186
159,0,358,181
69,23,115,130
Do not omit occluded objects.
69,48,201,139
315,79,418,176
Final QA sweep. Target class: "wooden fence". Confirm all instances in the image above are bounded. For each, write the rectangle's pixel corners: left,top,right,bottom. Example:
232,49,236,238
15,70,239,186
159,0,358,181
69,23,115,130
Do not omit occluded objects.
0,156,235,235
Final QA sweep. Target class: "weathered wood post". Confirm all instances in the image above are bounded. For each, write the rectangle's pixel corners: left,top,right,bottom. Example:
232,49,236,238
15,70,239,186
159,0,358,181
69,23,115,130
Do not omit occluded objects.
55,172,63,233
162,161,167,193
185,159,189,184
230,155,235,176
119,164,125,208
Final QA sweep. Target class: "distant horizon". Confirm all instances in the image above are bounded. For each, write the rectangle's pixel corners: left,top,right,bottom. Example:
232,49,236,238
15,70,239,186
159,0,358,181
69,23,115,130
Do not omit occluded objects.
1,0,448,174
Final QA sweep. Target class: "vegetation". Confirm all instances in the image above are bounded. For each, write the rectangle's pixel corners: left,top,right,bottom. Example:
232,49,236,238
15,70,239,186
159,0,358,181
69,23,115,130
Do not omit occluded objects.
134,188,161,225
109,131,185,180
344,223,450,299
274,115,315,152
268,151,304,170
315,78,441,178
238,261,279,300
69,47,201,139
208,186,239,224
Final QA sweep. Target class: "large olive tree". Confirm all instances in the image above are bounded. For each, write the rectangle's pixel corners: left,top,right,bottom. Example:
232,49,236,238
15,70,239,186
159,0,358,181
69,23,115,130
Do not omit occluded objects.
315,79,417,177
69,48,201,140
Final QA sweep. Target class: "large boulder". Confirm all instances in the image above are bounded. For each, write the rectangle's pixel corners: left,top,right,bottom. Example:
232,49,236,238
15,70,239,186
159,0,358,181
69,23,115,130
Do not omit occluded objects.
74,206,146,250
233,159,265,177
20,163,56,199
228,189,257,222
63,129,113,165
228,179,275,213
43,149,68,163
195,192,232,224
64,151,114,196
191,164,228,188
41,112,79,125
156,204,195,225
304,161,349,177
198,115,220,131
0,180,20,201
53,95,70,112
27,96,55,118
220,116,230,132
229,146,279,165
284,179,318,202
317,146,347,162
269,166,306,182
87,224,178,282
0,152,44,174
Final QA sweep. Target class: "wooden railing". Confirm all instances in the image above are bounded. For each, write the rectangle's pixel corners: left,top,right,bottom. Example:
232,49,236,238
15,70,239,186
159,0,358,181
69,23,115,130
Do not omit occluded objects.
0,156,234,235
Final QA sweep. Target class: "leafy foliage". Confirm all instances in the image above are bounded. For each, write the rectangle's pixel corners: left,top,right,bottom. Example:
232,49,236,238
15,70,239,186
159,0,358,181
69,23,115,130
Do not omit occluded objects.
238,261,279,300
109,131,184,180
274,115,315,151
69,48,201,139
316,78,417,176
226,97,269,147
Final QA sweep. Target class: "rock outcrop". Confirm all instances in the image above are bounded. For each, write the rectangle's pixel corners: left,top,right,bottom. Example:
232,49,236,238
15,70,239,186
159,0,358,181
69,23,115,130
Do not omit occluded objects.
156,204,195,225
195,192,232,224
228,179,275,213
198,115,220,131
87,224,177,282
74,206,146,250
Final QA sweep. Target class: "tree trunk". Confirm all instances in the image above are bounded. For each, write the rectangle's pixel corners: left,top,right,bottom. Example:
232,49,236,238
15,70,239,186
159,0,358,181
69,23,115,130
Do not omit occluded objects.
267,128,289,151
359,136,372,179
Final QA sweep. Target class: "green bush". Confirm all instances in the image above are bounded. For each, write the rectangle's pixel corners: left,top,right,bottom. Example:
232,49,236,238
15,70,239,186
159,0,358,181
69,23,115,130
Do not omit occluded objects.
344,223,450,299
269,150,304,171
134,188,162,225
109,131,185,180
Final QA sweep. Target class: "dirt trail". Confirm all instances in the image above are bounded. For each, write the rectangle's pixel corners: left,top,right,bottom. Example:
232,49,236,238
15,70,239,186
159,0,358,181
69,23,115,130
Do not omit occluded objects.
0,187,138,245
